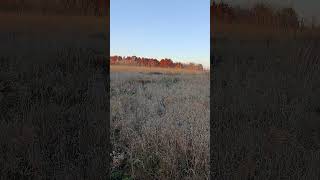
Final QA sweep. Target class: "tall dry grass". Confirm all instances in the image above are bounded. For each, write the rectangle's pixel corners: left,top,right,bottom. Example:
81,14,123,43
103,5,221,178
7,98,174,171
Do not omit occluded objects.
110,72,210,179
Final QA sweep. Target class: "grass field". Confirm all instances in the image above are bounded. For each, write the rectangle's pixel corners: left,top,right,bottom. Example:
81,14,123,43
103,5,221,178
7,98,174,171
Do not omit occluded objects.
111,65,208,74
110,70,210,179
211,22,320,179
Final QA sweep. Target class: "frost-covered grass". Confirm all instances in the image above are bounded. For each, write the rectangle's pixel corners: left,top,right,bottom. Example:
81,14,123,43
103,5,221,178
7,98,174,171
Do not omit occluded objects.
110,71,210,179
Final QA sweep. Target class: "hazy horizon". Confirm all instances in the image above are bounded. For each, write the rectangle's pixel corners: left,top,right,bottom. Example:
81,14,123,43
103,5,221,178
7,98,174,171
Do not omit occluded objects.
110,0,210,69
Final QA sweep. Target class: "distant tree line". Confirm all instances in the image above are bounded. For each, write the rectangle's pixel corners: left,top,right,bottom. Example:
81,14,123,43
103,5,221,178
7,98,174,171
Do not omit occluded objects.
111,56,204,71
211,1,305,29
0,0,108,16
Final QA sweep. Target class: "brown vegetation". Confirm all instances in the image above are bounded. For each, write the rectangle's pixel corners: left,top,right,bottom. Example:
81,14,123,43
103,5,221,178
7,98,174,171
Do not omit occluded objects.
110,55,204,71
110,65,207,75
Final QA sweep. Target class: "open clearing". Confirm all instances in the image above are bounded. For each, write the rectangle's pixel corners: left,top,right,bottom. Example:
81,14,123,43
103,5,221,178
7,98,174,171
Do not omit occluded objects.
110,71,210,179
110,65,208,74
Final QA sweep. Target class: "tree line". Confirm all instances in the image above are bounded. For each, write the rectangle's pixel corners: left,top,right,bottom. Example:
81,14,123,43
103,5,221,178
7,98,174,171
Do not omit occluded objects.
0,0,107,16
111,56,204,71
211,1,308,29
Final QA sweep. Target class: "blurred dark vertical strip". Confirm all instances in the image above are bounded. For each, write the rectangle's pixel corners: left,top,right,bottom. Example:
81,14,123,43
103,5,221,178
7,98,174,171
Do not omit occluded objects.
210,2,214,180
106,0,111,178
0,0,111,179
93,0,110,178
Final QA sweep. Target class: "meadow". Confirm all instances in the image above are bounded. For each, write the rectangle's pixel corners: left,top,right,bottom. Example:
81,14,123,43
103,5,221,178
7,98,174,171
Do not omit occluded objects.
110,70,210,179
111,65,208,74
211,21,320,179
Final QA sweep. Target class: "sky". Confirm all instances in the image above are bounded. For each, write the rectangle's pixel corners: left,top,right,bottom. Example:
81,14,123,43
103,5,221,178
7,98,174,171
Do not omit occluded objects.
110,0,210,69
218,0,320,24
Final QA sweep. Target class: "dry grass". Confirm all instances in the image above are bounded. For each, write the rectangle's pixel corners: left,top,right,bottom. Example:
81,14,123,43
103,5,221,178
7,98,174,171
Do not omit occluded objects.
110,72,210,179
110,65,207,75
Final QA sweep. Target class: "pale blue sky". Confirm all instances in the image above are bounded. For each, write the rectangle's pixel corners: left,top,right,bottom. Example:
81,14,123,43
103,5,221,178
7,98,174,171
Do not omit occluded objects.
110,0,210,68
